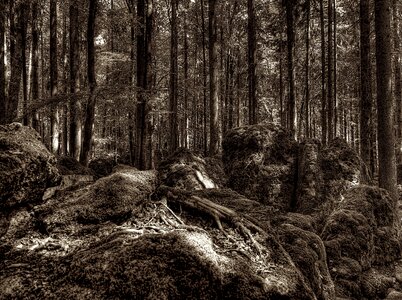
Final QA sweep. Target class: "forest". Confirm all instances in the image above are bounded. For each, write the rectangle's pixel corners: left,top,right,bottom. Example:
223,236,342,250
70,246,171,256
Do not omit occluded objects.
1,0,402,299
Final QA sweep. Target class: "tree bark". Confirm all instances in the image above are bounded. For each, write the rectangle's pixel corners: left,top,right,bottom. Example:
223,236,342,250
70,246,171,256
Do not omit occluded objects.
69,0,81,160
50,0,59,153
0,0,6,124
6,2,24,124
208,0,219,155
80,0,98,166
327,0,334,141
320,0,327,144
360,0,373,175
247,0,257,125
201,0,208,155
31,1,40,132
375,0,398,201
393,0,402,162
305,0,310,138
169,0,179,153
286,0,296,139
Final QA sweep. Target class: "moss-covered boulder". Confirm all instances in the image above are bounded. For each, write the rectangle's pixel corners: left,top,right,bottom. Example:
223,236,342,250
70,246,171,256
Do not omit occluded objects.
321,185,401,298
273,213,335,300
0,123,60,209
35,166,157,235
158,148,226,190
296,138,370,215
223,123,298,211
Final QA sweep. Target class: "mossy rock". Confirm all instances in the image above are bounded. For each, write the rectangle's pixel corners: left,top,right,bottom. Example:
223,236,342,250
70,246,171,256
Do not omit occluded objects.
158,148,226,191
223,123,297,211
0,123,60,209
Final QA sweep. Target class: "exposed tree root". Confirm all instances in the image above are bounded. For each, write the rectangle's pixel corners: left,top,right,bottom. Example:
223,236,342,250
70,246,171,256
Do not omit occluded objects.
158,185,267,256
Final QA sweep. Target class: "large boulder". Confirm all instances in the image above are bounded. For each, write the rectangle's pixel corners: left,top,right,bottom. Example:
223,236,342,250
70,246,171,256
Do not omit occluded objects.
0,123,60,209
223,123,298,211
158,148,226,191
321,185,401,298
296,138,370,215
273,213,335,300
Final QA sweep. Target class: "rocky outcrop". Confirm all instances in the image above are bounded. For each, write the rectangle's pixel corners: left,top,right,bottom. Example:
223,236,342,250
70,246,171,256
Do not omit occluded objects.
0,123,60,209
158,148,226,191
223,123,298,211
321,185,401,298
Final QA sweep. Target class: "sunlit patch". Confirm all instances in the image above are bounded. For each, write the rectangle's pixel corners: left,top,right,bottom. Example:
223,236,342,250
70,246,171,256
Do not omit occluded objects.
181,231,230,270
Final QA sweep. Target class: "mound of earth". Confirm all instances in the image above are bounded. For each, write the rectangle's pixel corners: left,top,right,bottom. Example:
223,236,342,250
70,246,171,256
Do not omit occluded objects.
223,123,298,211
321,185,401,298
158,148,226,190
0,123,60,209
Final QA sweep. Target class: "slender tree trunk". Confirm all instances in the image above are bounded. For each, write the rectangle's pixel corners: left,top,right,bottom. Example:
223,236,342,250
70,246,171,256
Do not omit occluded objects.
360,0,373,174
393,0,402,162
208,0,219,155
169,0,178,153
286,0,296,139
50,0,59,153
0,0,6,124
62,6,68,155
69,0,81,160
375,0,398,201
201,0,208,155
21,4,28,126
247,0,257,124
80,0,98,166
327,0,334,141
6,2,24,123
333,0,338,137
183,4,189,148
31,1,40,132
305,0,310,138
320,0,327,144
128,0,135,165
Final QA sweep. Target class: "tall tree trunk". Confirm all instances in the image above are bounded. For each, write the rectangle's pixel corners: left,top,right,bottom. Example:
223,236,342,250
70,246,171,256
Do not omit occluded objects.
6,2,24,123
201,0,208,155
136,0,154,169
333,0,338,137
286,0,296,139
360,0,373,175
327,0,334,141
128,0,135,165
208,0,219,155
247,0,257,124
375,0,398,201
393,0,402,162
183,3,189,148
305,0,310,138
320,0,327,144
61,6,68,155
21,4,28,126
69,0,81,160
50,0,59,153
80,0,98,166
31,1,40,132
169,0,178,153
0,0,6,124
